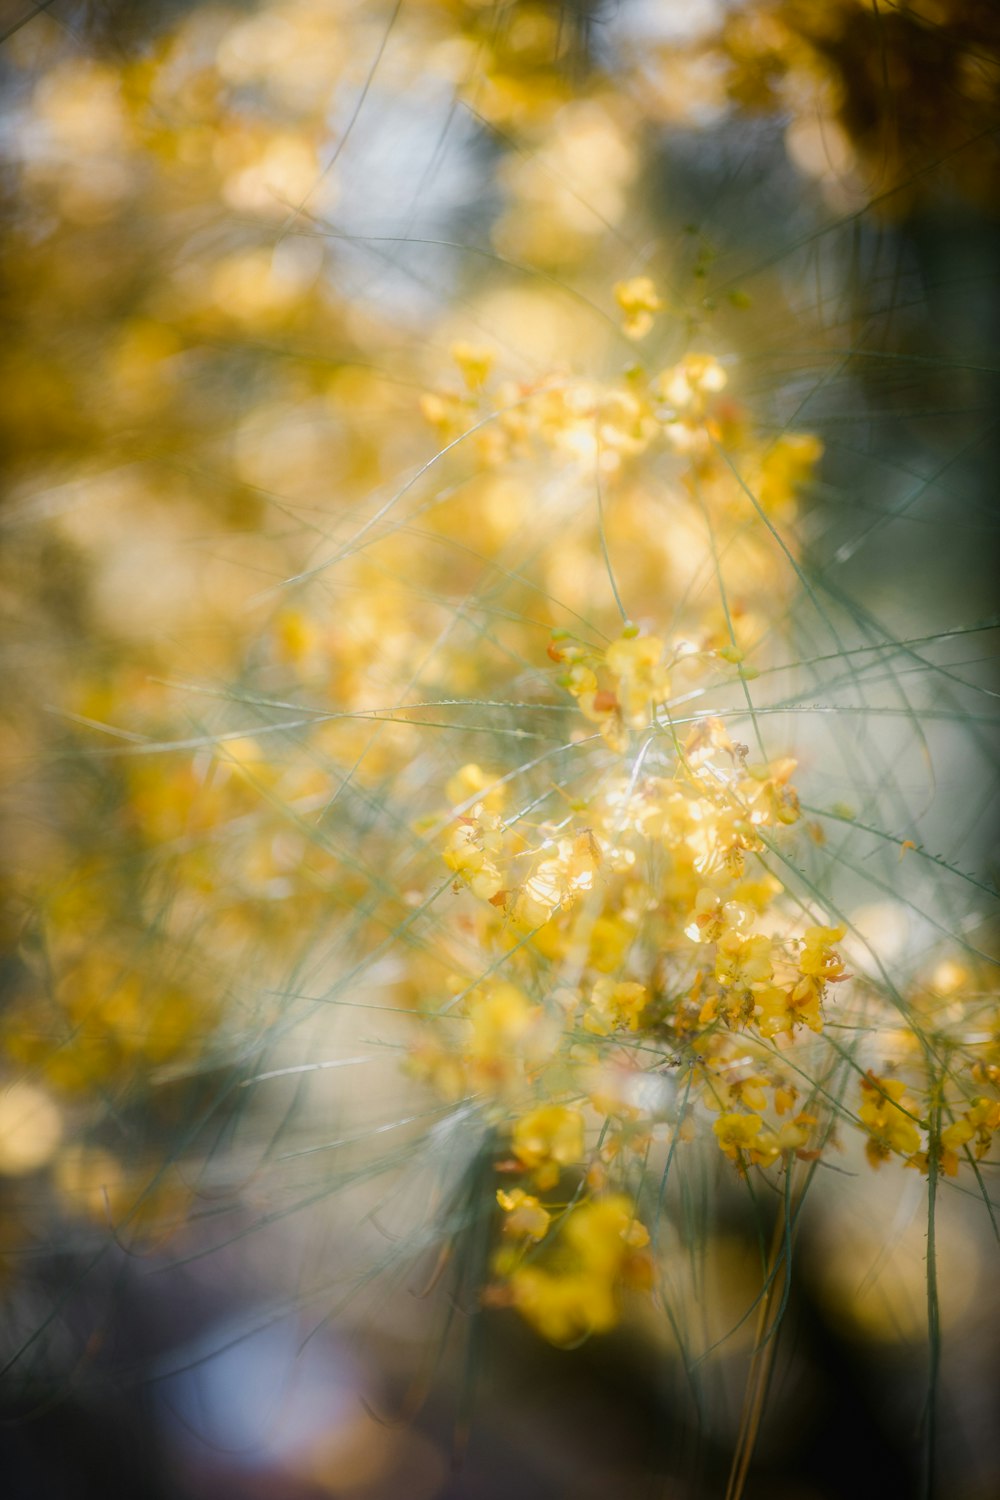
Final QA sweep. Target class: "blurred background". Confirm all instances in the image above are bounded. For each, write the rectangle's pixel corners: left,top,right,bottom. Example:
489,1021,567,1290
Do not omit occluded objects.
1,2,998,1496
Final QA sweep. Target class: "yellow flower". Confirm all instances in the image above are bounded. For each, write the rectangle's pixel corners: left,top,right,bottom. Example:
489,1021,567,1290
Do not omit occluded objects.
713,1111,764,1164
713,1110,810,1169
774,1083,798,1116
419,387,471,439
564,1194,650,1270
464,983,543,1091
450,340,494,391
715,931,774,987
508,1267,618,1344
512,1104,585,1187
505,1194,651,1343
753,1118,813,1168
701,1072,768,1114
273,608,318,665
554,632,670,751
732,1075,769,1112
798,924,847,982
583,979,648,1036
968,1097,1000,1157
755,432,823,519
443,813,504,900
756,923,844,1038
859,1073,922,1167
496,1188,551,1242
940,1098,1000,1169
756,980,823,1039
613,276,662,339
653,353,726,411
513,830,602,930
604,632,670,727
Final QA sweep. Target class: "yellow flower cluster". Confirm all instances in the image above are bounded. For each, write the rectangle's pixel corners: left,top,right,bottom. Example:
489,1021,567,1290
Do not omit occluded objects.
497,1194,652,1346
550,628,672,752
858,1073,923,1168
614,276,664,340
403,533,998,1344
409,620,866,1338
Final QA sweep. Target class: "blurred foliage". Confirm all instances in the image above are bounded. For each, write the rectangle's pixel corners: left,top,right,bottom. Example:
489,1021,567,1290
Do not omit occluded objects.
634,0,1000,215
